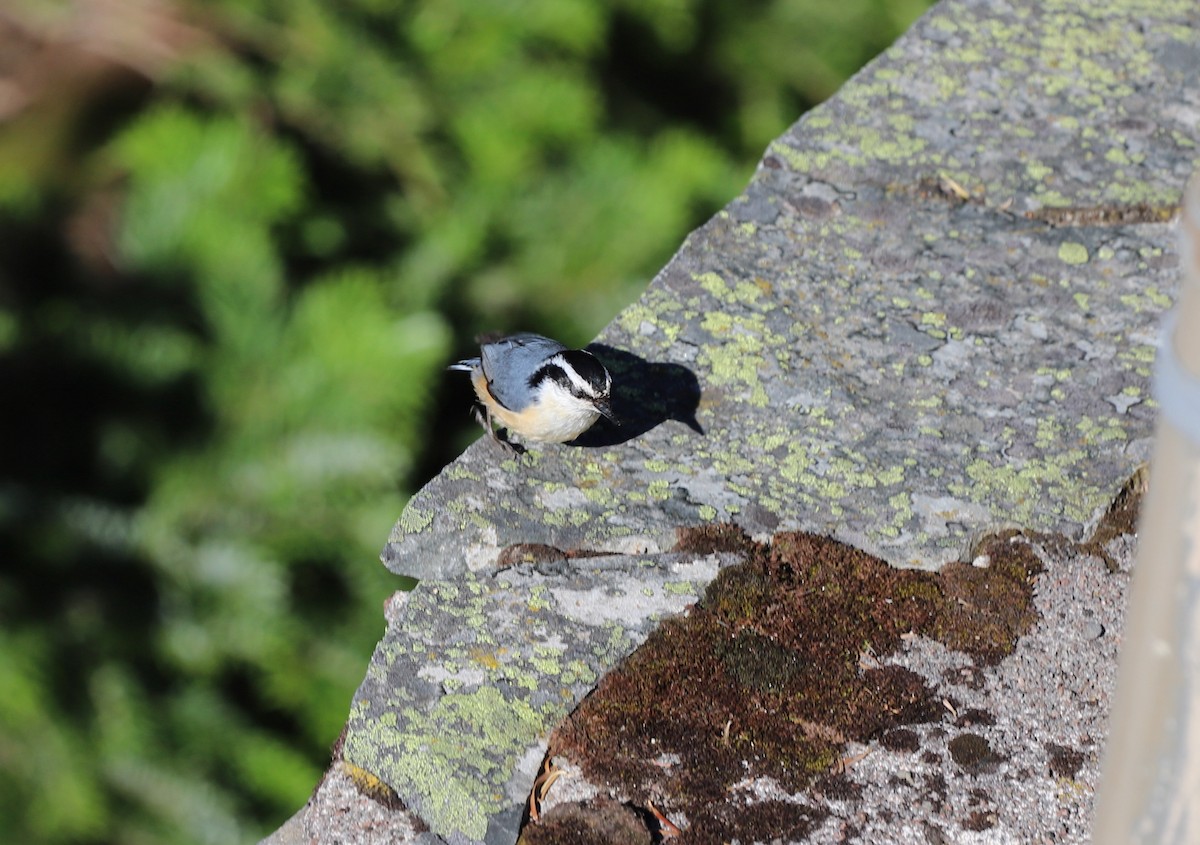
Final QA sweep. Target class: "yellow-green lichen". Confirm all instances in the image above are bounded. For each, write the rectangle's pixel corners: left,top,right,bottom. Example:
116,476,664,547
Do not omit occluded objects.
1058,242,1089,265
647,480,672,501
399,504,434,534
1146,286,1172,309
1077,416,1129,444
1035,418,1064,450
527,585,551,612
530,646,562,676
443,464,479,482
954,450,1093,525
345,685,548,841
698,312,774,407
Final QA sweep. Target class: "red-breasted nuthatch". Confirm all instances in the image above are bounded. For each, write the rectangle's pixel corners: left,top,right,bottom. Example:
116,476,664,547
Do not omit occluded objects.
449,332,616,449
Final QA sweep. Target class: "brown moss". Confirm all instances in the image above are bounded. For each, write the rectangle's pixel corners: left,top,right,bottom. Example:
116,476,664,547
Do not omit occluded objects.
933,531,1043,665
963,809,997,831
548,527,1045,842
857,666,946,729
1080,466,1146,573
879,728,920,753
1045,743,1086,779
705,564,774,623
948,733,1005,775
517,799,652,845
954,708,994,728
697,800,826,843
814,772,863,801
671,522,759,556
715,630,802,693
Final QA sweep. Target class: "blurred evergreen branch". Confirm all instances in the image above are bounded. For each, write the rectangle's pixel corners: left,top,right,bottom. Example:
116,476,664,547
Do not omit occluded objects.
0,0,930,841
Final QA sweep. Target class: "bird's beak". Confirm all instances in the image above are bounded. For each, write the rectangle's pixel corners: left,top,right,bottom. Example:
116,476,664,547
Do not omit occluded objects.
594,396,619,425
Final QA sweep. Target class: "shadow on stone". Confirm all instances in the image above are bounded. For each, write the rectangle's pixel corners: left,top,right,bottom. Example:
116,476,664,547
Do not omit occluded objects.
570,344,703,447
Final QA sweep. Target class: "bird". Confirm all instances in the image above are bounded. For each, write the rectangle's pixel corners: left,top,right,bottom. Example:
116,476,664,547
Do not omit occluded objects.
448,332,617,451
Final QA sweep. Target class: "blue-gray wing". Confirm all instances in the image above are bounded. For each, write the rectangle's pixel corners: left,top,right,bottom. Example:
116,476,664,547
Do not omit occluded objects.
479,333,566,411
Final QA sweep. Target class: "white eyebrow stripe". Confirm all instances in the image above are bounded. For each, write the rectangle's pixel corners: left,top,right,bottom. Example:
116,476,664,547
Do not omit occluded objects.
543,353,600,397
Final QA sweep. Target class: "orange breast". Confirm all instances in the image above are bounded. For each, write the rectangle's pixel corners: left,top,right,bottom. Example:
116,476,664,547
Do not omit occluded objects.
471,370,599,443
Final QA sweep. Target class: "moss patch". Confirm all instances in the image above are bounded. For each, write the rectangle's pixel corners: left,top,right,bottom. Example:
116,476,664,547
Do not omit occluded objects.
671,522,759,556
948,733,1005,775
931,531,1044,665
879,728,921,753
1045,742,1086,779
1080,466,1146,573
548,527,1043,843
517,799,652,845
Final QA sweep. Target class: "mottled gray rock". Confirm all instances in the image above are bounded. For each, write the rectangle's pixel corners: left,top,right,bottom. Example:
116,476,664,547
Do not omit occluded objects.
345,553,736,844
387,0,1193,581
295,764,444,845
285,0,1200,842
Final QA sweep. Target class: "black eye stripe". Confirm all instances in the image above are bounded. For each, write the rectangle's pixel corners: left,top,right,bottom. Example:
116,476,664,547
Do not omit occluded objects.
560,350,610,392
528,363,570,391
529,363,606,401
528,352,611,401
